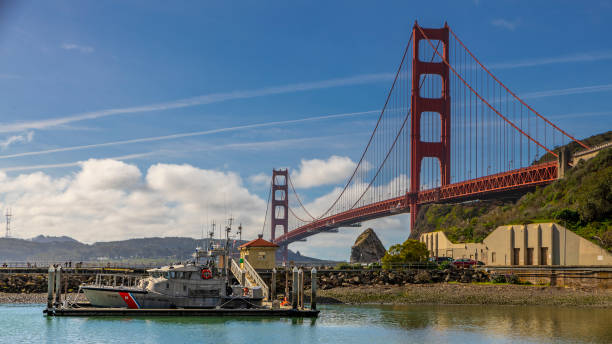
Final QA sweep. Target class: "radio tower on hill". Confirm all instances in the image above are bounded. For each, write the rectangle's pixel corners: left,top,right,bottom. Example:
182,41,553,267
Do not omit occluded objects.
5,208,12,238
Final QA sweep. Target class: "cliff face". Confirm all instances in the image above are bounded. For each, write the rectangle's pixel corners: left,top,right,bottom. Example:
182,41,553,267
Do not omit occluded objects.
350,228,386,263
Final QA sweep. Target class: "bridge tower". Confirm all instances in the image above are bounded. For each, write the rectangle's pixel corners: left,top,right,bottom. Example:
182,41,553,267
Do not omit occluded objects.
409,22,451,231
270,169,289,263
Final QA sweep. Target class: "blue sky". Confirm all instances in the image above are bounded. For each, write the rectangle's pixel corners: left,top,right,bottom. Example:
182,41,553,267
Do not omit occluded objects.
0,1,610,260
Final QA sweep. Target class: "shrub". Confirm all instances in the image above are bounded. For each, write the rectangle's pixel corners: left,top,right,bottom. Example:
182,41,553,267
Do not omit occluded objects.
381,239,429,269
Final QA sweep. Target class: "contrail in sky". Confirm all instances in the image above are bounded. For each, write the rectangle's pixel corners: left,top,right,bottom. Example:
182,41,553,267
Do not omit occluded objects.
1,48,610,134
0,110,379,160
0,73,393,133
489,51,612,70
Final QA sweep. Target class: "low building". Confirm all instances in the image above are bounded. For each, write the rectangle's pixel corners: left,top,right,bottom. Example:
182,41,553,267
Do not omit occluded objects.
239,234,279,270
419,223,612,266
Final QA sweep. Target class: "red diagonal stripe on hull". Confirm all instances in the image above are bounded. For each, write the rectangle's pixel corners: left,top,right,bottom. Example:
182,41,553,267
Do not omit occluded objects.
118,292,139,309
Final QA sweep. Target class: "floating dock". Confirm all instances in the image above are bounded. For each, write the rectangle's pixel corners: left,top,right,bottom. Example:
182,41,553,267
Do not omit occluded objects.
44,305,319,317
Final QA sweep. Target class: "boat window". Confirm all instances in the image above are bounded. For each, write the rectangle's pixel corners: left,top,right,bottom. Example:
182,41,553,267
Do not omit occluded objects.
177,272,184,279
170,271,176,279
165,272,170,279
185,272,192,279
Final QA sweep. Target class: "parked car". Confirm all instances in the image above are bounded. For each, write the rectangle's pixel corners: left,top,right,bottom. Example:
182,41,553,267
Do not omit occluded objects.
436,256,453,264
452,258,477,268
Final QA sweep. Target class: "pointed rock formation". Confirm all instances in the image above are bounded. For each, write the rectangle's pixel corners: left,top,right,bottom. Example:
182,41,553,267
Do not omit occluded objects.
350,228,386,263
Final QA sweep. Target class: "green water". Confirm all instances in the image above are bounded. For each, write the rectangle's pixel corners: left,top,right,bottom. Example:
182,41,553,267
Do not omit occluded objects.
0,304,610,343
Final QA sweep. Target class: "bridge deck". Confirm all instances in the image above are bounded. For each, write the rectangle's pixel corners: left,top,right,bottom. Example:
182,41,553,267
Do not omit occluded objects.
274,162,558,245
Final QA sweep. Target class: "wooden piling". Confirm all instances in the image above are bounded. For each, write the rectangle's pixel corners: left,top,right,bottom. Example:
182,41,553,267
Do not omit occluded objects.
47,266,55,310
54,267,62,306
271,268,276,301
310,267,317,310
291,266,298,309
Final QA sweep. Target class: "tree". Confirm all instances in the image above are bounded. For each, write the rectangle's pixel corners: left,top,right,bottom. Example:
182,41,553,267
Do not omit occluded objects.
381,239,429,269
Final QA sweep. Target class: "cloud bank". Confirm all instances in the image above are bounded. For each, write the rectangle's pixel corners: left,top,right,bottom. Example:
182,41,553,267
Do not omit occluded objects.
0,159,266,243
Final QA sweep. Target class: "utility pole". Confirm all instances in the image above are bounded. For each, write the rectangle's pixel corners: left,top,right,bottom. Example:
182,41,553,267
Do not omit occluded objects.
5,208,11,238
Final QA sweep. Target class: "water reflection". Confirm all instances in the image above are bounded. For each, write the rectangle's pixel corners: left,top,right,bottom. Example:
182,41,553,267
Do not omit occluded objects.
362,304,612,343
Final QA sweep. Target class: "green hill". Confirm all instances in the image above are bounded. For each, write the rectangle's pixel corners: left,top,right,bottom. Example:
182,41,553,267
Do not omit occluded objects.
410,132,612,251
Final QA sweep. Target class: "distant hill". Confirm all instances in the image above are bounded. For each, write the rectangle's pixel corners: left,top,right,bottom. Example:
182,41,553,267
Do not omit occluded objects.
29,235,80,244
410,131,612,251
0,236,328,263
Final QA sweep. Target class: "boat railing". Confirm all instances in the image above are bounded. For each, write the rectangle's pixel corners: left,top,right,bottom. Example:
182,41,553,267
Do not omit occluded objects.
92,273,144,289
242,258,269,300
230,258,245,285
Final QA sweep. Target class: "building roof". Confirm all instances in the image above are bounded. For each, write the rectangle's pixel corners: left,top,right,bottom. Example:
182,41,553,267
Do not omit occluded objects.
239,237,279,249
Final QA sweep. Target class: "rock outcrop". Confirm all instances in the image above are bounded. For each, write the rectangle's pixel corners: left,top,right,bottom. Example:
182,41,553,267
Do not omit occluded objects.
350,228,386,264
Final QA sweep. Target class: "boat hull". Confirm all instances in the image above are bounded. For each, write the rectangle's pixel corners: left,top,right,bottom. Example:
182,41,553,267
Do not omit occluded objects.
81,286,260,309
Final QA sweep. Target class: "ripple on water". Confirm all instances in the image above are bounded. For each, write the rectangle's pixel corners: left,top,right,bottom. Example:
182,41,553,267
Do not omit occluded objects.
0,304,610,343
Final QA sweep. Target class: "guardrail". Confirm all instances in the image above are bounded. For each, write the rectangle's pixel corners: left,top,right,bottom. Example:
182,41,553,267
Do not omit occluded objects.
230,258,245,285
92,273,144,288
242,259,269,300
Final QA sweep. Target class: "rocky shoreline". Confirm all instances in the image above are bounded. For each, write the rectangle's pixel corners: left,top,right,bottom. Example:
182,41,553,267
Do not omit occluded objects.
317,284,612,307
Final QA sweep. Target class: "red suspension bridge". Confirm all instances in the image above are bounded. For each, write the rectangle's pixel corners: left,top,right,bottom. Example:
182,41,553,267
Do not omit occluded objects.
264,22,589,261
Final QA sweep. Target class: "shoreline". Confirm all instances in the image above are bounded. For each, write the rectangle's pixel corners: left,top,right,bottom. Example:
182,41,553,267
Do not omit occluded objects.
3,283,611,307
317,283,612,307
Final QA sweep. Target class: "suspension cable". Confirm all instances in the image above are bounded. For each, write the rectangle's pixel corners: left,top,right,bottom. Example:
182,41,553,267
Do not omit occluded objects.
287,175,316,220
314,31,414,220
448,28,589,149
260,180,272,238
417,25,558,158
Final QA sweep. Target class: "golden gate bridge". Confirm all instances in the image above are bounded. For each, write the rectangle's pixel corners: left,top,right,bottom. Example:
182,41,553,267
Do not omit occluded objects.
263,22,590,261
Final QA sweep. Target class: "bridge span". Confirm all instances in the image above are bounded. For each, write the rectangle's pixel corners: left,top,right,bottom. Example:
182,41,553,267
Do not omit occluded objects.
264,22,590,260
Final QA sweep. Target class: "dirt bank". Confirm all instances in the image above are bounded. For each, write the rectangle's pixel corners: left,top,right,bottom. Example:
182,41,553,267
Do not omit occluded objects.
317,284,612,307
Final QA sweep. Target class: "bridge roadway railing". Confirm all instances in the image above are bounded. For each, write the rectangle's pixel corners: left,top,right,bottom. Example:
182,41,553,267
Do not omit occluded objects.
274,162,558,246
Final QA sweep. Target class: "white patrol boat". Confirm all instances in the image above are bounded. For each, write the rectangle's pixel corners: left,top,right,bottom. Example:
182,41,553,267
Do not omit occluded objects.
80,227,267,309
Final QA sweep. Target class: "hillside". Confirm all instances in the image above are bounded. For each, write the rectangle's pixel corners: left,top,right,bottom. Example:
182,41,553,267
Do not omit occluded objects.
410,133,612,251
0,236,325,263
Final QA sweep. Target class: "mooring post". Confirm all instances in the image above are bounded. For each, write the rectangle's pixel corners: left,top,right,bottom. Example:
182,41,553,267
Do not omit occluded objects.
47,266,55,310
271,268,276,301
291,266,298,309
298,268,304,309
310,267,317,310
54,266,62,307
285,267,289,302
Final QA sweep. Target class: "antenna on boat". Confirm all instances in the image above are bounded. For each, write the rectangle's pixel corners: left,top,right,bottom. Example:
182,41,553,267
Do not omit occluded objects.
237,223,242,241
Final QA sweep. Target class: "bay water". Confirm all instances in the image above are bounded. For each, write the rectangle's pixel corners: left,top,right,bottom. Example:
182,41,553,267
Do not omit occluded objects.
0,304,609,343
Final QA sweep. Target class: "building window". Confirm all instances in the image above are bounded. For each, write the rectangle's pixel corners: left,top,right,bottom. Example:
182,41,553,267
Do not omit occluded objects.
491,252,496,263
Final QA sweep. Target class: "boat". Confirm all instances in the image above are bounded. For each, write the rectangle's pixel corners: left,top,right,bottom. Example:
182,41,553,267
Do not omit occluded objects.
80,226,265,309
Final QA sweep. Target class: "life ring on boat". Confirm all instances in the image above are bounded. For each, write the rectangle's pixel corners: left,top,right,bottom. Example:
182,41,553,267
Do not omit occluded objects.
243,287,249,296
201,268,212,280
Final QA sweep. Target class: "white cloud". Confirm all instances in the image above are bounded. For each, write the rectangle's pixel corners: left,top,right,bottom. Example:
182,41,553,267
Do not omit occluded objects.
61,43,94,54
248,173,269,187
491,18,520,31
0,131,34,150
291,156,357,189
0,159,266,243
